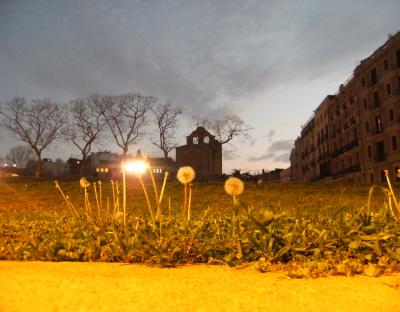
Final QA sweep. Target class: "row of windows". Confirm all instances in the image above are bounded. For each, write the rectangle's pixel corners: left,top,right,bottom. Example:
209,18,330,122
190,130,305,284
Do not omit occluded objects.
365,108,397,134
95,167,164,174
192,136,210,144
369,167,400,183
366,136,398,158
361,49,400,87
333,153,360,171
96,167,109,173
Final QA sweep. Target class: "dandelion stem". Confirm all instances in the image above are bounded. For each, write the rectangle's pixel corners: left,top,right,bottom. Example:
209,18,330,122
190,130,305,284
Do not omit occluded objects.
159,172,169,205
148,165,161,221
54,181,81,220
183,183,188,219
187,184,192,222
122,164,127,228
139,177,155,227
93,183,101,221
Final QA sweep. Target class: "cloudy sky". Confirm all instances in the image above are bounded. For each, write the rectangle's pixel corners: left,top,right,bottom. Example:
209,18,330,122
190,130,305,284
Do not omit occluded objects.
0,0,399,173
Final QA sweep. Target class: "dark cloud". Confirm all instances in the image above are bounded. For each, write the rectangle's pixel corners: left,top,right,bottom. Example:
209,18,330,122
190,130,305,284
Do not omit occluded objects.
1,0,399,114
273,152,291,163
247,139,293,162
1,0,399,164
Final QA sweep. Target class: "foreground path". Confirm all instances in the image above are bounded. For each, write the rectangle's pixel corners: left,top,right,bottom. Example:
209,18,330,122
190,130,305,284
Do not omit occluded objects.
0,261,399,312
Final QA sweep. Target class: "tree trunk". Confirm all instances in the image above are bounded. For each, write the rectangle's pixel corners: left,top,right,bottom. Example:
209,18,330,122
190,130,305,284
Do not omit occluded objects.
80,154,87,176
163,150,169,159
34,153,42,178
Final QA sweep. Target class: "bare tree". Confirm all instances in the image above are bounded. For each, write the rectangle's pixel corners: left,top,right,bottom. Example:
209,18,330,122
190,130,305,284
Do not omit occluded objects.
65,95,106,174
193,114,252,144
100,93,155,157
0,97,66,177
151,101,182,158
6,145,36,168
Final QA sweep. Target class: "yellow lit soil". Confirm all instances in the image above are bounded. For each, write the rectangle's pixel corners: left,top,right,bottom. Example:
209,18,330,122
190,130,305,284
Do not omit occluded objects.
0,261,399,312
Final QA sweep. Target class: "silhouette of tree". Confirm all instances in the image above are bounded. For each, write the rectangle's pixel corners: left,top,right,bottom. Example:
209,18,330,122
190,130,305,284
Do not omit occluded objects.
0,97,66,177
99,93,155,157
151,101,182,158
193,114,252,144
64,95,106,174
6,145,35,168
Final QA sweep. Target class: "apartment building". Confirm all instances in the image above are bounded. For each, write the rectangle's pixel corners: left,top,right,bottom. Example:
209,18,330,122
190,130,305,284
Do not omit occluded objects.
291,32,400,183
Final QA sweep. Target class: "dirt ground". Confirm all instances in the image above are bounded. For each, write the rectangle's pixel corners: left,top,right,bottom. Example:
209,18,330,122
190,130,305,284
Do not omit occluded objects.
0,261,399,312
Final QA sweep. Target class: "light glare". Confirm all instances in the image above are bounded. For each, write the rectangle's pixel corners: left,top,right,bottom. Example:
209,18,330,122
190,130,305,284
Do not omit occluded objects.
124,160,148,175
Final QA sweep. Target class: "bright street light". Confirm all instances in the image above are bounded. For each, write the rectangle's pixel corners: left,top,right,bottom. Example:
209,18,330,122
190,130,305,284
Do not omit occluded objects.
123,160,148,175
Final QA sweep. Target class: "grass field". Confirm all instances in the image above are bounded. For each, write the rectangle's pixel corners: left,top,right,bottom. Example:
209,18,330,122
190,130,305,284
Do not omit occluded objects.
1,176,399,277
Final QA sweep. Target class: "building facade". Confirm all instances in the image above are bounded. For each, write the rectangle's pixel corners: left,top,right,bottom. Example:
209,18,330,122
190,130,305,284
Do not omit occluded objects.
291,32,400,183
176,127,222,179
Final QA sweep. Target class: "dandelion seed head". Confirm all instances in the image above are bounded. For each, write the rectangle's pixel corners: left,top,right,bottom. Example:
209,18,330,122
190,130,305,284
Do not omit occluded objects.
224,177,244,196
80,177,90,188
177,166,195,184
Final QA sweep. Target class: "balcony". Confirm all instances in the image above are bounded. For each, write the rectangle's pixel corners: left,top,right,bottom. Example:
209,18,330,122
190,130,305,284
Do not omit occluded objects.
343,139,359,151
371,126,384,136
332,164,362,178
375,154,386,162
369,101,381,111
331,147,344,158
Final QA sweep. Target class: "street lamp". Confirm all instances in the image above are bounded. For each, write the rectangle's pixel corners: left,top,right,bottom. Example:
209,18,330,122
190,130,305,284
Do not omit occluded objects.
121,159,149,227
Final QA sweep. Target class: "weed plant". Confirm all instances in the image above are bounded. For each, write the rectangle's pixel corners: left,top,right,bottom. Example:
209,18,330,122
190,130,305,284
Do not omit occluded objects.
0,172,399,277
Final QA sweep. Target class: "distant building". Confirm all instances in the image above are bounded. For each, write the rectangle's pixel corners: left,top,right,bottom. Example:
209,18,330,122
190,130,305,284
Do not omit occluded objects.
280,167,292,183
261,168,284,183
176,127,222,179
291,31,400,183
128,150,178,177
87,151,120,178
26,158,70,177
67,150,178,178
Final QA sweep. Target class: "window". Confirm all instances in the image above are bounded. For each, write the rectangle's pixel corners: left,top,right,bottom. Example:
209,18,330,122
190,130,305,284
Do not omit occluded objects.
392,136,398,151
384,59,388,70
375,115,382,133
193,137,199,144
371,68,378,85
365,121,370,132
387,83,391,95
203,136,209,144
368,145,372,158
373,91,380,107
361,77,366,87
389,108,394,122
370,173,374,183
363,98,368,109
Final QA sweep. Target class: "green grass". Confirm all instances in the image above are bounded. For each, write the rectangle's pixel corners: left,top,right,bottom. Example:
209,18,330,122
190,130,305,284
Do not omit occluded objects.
1,176,399,277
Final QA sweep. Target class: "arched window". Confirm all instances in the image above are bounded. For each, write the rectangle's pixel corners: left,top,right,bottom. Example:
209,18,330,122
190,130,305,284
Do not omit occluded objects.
203,136,209,144
193,136,199,144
